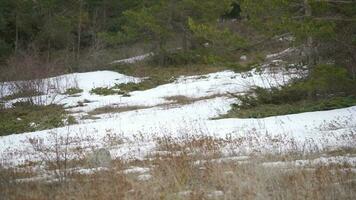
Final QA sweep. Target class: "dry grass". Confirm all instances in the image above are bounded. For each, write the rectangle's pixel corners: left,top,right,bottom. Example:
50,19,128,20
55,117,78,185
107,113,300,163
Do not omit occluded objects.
112,64,230,79
1,134,355,200
164,94,226,106
87,105,151,116
86,94,225,117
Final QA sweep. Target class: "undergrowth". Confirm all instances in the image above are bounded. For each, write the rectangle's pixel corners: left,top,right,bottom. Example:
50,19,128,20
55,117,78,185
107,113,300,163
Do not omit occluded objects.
90,86,127,96
0,136,354,200
114,76,171,92
225,96,356,118
223,65,356,118
0,104,75,136
90,76,172,96
1,89,43,101
63,87,83,95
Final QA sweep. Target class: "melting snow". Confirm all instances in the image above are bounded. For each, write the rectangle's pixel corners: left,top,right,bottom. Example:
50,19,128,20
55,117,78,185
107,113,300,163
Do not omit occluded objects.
111,53,153,64
0,66,355,167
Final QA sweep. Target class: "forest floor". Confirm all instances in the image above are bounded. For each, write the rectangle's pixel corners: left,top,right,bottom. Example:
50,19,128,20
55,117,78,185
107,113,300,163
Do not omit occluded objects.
0,49,355,199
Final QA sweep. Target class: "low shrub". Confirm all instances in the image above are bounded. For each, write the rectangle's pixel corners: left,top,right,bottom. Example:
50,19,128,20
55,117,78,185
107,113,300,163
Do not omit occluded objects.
0,104,74,136
89,87,126,96
114,76,169,93
64,87,83,95
225,65,356,118
302,64,356,98
1,89,43,101
226,96,356,118
147,48,244,67
90,77,169,96
241,85,308,107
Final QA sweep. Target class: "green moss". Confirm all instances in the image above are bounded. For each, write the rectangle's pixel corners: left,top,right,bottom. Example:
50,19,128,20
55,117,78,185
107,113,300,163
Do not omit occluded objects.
0,104,73,136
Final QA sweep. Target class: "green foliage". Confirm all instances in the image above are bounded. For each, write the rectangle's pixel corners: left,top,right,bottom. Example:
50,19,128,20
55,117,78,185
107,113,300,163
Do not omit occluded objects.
0,0,146,60
237,65,355,108
241,0,356,72
0,104,72,136
188,18,247,50
114,76,170,93
1,90,43,101
97,32,133,46
303,65,355,98
66,115,77,125
117,0,238,65
123,5,170,42
236,86,306,109
0,39,11,61
64,87,83,95
149,49,211,66
89,87,125,96
223,2,241,19
240,0,337,40
225,96,356,118
225,64,356,118
90,75,171,96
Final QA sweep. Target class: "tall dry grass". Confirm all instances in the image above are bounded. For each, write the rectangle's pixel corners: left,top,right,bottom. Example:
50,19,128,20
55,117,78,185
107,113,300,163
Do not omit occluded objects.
1,134,355,200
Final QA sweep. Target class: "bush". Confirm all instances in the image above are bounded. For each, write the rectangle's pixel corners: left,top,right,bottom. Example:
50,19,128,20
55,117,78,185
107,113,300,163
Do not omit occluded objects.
114,76,169,92
149,50,202,66
303,64,355,98
64,87,83,95
148,48,237,67
89,87,125,96
226,96,356,118
226,65,356,118
1,89,43,101
238,65,355,108
237,85,307,109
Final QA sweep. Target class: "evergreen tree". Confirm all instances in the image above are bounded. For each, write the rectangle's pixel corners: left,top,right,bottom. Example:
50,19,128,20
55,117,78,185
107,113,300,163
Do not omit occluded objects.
117,0,239,64
240,0,356,75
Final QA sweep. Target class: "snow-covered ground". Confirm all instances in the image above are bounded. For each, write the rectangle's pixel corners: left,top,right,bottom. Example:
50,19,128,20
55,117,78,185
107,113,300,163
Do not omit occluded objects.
0,63,355,167
111,53,153,64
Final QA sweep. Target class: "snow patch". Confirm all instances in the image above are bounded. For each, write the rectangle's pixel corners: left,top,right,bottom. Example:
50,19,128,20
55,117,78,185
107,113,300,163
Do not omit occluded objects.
111,53,153,64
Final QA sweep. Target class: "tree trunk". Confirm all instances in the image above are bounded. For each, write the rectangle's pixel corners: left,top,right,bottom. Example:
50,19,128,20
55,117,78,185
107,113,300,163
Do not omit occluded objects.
47,40,51,63
304,0,314,66
47,10,52,63
103,0,107,26
182,28,189,52
15,12,18,56
77,0,83,60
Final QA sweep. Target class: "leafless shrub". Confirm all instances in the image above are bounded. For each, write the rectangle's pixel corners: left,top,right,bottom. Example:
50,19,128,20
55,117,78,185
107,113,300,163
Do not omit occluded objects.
127,137,356,200
0,52,80,106
28,129,93,183
1,133,355,199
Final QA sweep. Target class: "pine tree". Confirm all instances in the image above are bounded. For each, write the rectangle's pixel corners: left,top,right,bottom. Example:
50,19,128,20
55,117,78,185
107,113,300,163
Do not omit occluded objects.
240,0,356,74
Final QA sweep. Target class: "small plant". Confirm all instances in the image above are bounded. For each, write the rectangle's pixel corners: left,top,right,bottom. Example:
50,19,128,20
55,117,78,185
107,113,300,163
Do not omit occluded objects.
64,87,83,95
89,78,167,97
1,89,43,101
66,115,77,125
89,87,125,96
114,76,169,93
12,100,34,108
88,105,149,116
